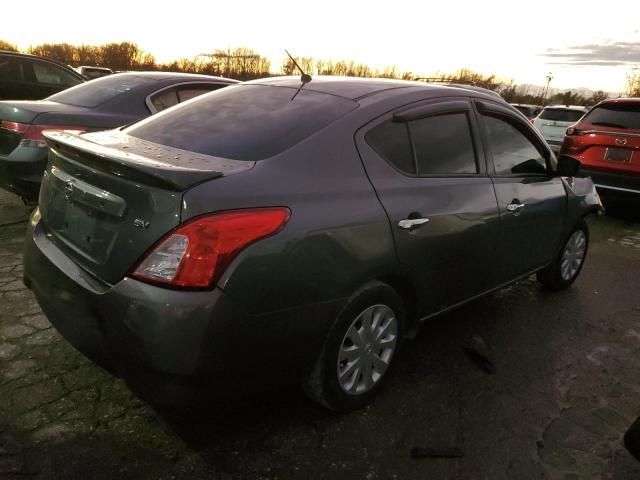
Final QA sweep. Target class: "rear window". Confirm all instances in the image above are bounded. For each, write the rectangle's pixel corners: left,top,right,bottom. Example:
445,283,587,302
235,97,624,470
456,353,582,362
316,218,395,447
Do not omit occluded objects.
581,103,640,130
47,74,151,107
125,84,358,161
539,108,585,122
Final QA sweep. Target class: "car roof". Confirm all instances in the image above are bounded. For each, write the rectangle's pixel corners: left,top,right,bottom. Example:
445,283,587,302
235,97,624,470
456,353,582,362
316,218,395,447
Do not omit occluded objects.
248,76,503,101
106,71,240,83
0,50,78,70
543,105,588,110
597,97,640,105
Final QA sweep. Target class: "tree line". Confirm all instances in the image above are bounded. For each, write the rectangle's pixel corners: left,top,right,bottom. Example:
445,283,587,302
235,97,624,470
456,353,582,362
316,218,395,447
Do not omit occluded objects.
2,39,638,103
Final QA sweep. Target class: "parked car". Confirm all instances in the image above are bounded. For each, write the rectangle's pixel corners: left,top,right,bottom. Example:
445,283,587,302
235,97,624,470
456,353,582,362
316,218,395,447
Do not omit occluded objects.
0,71,238,203
0,51,85,101
23,77,603,411
510,103,542,121
75,65,113,80
560,98,640,197
533,105,589,153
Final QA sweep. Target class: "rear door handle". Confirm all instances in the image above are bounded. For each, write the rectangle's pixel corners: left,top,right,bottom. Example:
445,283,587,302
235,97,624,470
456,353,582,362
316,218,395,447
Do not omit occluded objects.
398,218,430,230
506,201,526,213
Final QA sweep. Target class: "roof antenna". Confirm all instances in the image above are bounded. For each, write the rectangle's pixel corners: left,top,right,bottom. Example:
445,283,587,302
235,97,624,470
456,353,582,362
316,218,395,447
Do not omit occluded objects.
285,49,312,101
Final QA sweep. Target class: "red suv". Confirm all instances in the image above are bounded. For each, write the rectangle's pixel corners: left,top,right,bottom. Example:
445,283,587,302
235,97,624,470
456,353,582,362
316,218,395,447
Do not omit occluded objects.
560,98,640,196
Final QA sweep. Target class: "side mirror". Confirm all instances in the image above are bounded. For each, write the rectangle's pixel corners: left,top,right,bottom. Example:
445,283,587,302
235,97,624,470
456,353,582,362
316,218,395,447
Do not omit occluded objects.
556,155,581,177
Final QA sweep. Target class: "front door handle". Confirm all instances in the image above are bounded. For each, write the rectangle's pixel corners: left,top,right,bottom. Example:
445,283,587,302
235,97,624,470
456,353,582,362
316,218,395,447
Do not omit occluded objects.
398,218,430,230
506,201,526,213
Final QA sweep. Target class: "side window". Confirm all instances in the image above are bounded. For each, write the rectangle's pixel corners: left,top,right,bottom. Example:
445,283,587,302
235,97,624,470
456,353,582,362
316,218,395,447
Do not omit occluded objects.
151,88,179,112
410,112,477,174
0,57,23,81
29,61,79,87
177,85,222,102
365,120,415,174
484,116,547,175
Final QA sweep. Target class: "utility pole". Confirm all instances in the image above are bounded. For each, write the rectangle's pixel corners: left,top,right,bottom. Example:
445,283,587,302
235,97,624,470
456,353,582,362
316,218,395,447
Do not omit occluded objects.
542,72,554,105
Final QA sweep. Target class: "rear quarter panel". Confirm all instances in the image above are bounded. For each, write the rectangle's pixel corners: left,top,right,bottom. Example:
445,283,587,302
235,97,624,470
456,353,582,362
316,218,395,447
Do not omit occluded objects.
181,112,402,315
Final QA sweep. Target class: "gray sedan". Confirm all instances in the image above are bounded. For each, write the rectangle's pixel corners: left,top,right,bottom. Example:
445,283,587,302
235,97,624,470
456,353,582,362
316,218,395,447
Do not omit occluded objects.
23,77,602,411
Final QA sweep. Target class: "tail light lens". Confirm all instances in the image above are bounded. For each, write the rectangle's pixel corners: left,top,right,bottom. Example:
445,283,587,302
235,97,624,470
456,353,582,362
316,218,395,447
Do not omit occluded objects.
565,126,583,136
131,208,291,289
0,121,86,147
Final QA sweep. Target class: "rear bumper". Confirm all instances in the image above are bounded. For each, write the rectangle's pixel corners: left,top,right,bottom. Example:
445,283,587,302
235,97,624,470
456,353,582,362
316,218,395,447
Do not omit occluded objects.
0,147,47,202
23,215,343,404
580,166,640,195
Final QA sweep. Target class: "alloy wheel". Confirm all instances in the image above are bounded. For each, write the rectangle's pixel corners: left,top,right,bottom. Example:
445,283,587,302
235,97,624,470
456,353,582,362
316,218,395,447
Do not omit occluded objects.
336,304,398,395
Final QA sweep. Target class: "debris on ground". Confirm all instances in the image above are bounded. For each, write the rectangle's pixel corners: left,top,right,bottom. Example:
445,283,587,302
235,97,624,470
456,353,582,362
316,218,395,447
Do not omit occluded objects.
463,335,496,374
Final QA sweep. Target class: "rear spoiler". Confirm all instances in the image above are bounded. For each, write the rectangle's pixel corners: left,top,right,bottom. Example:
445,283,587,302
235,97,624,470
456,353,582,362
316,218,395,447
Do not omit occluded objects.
44,130,255,191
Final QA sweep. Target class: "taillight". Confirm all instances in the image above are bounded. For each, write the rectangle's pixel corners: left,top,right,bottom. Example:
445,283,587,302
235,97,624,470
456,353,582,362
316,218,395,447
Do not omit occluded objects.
565,126,583,136
0,121,86,147
131,208,291,289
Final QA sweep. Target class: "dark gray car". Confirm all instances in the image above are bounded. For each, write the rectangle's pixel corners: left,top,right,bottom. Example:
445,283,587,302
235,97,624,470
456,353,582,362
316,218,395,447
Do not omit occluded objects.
0,72,238,203
23,77,603,411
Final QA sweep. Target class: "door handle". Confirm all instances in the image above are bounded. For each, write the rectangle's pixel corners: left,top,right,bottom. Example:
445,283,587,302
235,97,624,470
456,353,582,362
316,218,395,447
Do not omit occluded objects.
506,201,526,213
398,218,430,230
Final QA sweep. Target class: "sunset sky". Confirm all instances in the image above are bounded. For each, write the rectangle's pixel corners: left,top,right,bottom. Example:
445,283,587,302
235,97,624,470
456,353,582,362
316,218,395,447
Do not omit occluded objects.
4,0,640,93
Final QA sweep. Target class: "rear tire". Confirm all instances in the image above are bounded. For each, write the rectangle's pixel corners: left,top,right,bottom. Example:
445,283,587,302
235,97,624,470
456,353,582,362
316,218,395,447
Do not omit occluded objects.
303,281,404,412
537,220,589,291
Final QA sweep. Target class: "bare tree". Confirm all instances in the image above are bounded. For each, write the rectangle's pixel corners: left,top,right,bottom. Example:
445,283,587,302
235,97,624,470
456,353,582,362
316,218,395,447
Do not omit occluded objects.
626,67,640,97
0,40,18,52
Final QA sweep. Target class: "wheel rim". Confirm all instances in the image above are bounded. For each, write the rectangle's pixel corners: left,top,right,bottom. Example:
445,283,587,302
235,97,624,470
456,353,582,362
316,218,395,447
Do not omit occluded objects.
337,304,398,396
560,230,587,281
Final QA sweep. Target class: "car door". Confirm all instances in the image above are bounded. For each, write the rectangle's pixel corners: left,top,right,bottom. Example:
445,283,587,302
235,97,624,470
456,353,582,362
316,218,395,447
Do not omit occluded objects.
356,97,501,316
475,100,567,284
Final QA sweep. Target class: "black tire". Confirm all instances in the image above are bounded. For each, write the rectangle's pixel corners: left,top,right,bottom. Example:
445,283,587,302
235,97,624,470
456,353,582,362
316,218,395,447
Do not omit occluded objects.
537,220,589,291
303,281,405,412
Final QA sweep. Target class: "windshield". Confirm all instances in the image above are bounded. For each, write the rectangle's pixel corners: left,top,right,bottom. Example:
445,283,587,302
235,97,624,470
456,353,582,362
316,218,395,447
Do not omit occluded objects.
126,84,358,161
47,74,151,107
539,108,586,122
582,103,640,130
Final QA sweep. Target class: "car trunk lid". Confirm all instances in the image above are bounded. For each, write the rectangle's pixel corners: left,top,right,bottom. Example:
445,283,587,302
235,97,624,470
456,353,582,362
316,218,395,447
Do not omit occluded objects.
39,129,255,284
0,101,89,155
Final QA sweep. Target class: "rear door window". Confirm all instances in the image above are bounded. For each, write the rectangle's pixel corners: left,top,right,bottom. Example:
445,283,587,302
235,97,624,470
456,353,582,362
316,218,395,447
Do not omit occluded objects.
0,57,23,81
126,84,358,161
410,113,477,174
582,103,640,130
365,121,415,174
28,60,80,88
365,110,478,176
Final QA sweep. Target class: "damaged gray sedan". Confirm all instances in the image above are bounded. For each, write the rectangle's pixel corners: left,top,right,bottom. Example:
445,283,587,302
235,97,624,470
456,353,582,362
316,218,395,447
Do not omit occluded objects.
23,77,603,411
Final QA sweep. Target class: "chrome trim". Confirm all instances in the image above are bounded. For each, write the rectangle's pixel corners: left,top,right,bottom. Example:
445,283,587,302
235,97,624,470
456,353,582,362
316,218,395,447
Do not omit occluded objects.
506,202,526,213
594,184,640,194
50,166,126,217
398,218,430,230
145,81,236,114
579,129,640,138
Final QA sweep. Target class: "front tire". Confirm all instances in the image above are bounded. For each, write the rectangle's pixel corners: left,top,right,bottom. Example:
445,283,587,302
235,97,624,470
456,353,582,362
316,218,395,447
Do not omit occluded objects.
537,220,589,291
303,281,404,412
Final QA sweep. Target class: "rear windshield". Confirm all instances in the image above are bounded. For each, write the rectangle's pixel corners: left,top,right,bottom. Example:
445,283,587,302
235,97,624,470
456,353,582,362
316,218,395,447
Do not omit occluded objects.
582,103,640,130
125,84,358,161
47,74,151,107
539,108,586,122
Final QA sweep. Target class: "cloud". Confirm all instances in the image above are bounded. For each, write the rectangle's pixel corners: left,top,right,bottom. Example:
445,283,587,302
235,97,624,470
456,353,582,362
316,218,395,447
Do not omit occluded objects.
541,42,640,66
